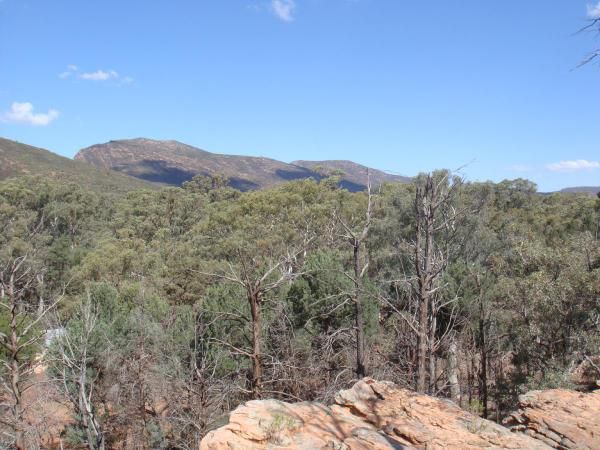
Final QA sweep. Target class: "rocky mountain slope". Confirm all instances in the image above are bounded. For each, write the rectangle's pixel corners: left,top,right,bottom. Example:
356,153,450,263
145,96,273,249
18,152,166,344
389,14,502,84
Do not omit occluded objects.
0,137,155,194
200,378,600,450
75,138,407,191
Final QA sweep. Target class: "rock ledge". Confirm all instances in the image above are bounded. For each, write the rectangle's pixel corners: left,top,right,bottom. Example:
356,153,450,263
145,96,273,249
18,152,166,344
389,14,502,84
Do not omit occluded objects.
199,378,599,449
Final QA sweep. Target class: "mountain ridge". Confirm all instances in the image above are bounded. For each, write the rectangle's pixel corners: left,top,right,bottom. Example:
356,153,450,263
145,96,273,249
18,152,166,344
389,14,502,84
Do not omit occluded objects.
75,138,408,191
0,137,156,194
559,186,600,195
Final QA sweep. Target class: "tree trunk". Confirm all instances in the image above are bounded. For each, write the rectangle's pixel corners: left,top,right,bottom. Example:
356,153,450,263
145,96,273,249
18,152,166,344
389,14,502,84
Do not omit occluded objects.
78,366,104,450
354,242,366,378
11,351,25,450
415,177,436,394
478,299,488,419
9,282,25,450
448,339,460,404
428,312,437,394
249,291,263,398
416,292,429,393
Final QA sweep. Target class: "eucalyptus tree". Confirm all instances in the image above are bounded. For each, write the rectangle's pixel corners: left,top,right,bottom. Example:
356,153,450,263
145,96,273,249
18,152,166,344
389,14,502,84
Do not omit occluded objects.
195,182,328,398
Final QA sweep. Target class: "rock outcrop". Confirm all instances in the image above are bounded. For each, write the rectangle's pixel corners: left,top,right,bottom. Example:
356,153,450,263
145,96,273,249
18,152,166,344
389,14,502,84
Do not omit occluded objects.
504,389,600,449
201,378,600,449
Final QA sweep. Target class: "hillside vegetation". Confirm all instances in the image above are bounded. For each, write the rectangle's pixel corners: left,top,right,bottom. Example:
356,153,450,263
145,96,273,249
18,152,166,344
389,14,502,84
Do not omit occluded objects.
0,137,156,194
293,159,410,187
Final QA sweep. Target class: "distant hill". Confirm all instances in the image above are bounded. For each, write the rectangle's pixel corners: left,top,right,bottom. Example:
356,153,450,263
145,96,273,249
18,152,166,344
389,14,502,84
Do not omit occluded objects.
0,137,155,193
559,186,599,195
292,160,410,190
76,138,407,191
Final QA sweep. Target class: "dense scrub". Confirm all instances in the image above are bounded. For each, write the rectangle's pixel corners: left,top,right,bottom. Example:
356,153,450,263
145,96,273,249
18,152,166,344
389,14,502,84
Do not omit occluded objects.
1,173,598,449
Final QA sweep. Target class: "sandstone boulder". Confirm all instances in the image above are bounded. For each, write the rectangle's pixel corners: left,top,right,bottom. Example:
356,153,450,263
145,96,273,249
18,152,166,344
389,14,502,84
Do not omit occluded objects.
504,388,600,449
200,378,556,449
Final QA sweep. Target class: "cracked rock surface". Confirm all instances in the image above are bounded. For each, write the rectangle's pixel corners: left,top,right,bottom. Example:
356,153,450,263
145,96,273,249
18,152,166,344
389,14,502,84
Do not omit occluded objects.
503,389,600,449
201,378,600,449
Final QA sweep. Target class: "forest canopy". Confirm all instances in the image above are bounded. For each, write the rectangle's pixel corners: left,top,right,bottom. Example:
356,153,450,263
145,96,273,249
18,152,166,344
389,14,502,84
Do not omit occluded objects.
1,173,599,449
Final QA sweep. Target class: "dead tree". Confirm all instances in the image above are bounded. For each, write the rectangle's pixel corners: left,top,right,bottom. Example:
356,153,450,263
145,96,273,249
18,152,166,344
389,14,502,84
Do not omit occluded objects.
52,292,106,450
411,171,461,393
0,255,63,449
336,171,374,379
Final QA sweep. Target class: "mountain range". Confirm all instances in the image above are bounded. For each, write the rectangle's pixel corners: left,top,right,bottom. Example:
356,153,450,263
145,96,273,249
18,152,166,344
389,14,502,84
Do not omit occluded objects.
1,136,598,195
75,138,409,191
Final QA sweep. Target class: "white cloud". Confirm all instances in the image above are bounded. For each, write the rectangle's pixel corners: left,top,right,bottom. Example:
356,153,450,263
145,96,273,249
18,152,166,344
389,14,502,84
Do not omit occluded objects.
546,159,600,171
59,65,133,84
59,64,78,79
1,102,59,126
271,0,295,22
587,2,600,19
79,69,119,81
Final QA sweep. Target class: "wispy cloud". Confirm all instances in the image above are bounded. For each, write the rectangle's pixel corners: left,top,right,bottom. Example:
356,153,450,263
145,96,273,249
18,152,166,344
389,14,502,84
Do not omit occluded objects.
271,0,295,22
546,159,600,171
59,64,78,79
80,69,119,81
587,1,600,19
1,102,59,126
58,65,133,84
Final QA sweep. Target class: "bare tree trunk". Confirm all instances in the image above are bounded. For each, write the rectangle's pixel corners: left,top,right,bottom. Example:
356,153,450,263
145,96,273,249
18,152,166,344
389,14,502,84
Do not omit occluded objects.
37,273,45,316
78,367,105,450
7,277,25,450
249,291,263,398
337,170,373,379
416,292,429,393
415,179,434,393
428,312,436,394
354,243,366,378
448,339,460,404
478,298,488,419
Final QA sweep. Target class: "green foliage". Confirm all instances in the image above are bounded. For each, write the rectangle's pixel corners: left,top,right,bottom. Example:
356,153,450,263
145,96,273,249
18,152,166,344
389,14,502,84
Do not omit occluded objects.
287,250,353,333
2,171,599,447
523,365,578,391
0,310,40,363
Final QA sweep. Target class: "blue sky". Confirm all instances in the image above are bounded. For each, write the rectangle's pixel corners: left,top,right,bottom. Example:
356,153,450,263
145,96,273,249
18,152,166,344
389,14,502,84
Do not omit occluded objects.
1,0,599,191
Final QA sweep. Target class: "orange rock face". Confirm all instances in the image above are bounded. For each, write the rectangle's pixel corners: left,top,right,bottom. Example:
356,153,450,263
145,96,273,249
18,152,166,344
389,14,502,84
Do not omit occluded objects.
200,378,581,450
504,389,600,449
